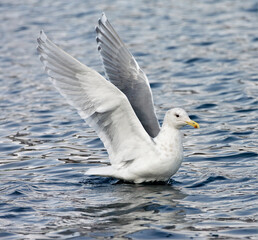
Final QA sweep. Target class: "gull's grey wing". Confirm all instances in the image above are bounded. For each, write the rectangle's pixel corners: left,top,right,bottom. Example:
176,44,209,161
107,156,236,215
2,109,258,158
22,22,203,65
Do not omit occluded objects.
96,13,160,138
37,30,153,166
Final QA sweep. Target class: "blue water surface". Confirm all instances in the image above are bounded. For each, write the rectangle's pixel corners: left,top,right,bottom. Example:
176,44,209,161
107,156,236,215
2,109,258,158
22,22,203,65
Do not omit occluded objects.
0,0,258,239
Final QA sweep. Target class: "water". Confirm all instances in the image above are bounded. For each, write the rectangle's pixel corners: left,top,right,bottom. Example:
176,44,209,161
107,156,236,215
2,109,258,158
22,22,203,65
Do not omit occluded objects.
0,0,258,239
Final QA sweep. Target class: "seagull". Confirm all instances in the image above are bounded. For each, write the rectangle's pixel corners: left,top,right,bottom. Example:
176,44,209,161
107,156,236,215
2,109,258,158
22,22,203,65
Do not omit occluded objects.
37,13,199,183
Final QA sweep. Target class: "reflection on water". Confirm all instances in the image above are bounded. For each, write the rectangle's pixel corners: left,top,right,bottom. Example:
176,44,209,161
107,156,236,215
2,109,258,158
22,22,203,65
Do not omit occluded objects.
0,0,258,239
82,182,187,237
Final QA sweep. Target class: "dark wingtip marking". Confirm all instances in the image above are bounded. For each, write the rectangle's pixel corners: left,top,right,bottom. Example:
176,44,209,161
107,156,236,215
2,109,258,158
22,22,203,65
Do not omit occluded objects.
96,26,100,34
37,37,42,44
37,45,43,53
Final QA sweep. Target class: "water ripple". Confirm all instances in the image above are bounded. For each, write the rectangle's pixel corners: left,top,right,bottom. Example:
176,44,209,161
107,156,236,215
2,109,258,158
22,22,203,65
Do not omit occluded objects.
0,0,258,239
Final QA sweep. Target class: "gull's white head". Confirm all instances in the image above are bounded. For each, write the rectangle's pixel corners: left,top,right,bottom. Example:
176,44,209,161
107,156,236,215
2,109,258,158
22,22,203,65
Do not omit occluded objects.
165,108,200,129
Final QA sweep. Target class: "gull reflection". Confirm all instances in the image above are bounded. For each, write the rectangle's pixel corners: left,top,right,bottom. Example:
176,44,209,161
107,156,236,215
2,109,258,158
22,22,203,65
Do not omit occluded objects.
81,178,188,237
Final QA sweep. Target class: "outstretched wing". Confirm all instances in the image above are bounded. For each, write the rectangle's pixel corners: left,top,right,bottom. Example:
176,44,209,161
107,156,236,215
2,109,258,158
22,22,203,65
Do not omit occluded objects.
96,13,160,138
37,30,153,166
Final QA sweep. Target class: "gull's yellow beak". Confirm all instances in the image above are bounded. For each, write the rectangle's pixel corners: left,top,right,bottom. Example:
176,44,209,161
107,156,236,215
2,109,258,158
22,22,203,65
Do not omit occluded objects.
186,120,200,129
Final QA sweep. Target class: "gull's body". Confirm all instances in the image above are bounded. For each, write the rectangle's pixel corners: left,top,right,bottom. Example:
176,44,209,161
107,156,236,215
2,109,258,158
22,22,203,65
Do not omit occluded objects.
37,14,199,183
87,108,185,183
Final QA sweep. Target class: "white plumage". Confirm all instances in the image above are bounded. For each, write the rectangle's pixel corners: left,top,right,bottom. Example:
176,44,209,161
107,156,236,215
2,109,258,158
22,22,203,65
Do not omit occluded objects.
37,13,199,183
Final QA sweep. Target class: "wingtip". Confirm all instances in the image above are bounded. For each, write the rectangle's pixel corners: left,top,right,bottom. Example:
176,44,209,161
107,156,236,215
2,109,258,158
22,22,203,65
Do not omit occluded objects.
95,25,100,33
36,44,43,54
39,29,47,41
100,12,107,23
96,37,103,44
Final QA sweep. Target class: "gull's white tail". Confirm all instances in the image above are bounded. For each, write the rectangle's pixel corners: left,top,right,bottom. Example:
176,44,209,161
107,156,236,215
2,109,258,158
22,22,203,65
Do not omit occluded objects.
85,166,115,177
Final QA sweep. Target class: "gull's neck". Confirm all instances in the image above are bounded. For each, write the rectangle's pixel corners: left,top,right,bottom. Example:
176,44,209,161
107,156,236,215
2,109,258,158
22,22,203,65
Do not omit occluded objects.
154,117,183,152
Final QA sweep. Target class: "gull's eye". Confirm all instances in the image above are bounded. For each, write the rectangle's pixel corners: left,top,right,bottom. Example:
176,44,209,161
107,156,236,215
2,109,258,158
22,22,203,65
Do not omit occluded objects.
175,114,179,118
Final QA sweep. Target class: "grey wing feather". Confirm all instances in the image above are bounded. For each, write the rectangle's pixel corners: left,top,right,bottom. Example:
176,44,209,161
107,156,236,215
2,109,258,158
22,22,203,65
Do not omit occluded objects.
37,30,153,166
96,13,160,137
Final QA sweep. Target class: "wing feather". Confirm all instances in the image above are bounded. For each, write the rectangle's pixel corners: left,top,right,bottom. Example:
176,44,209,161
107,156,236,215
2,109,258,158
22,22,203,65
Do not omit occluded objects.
96,13,160,137
37,30,153,166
